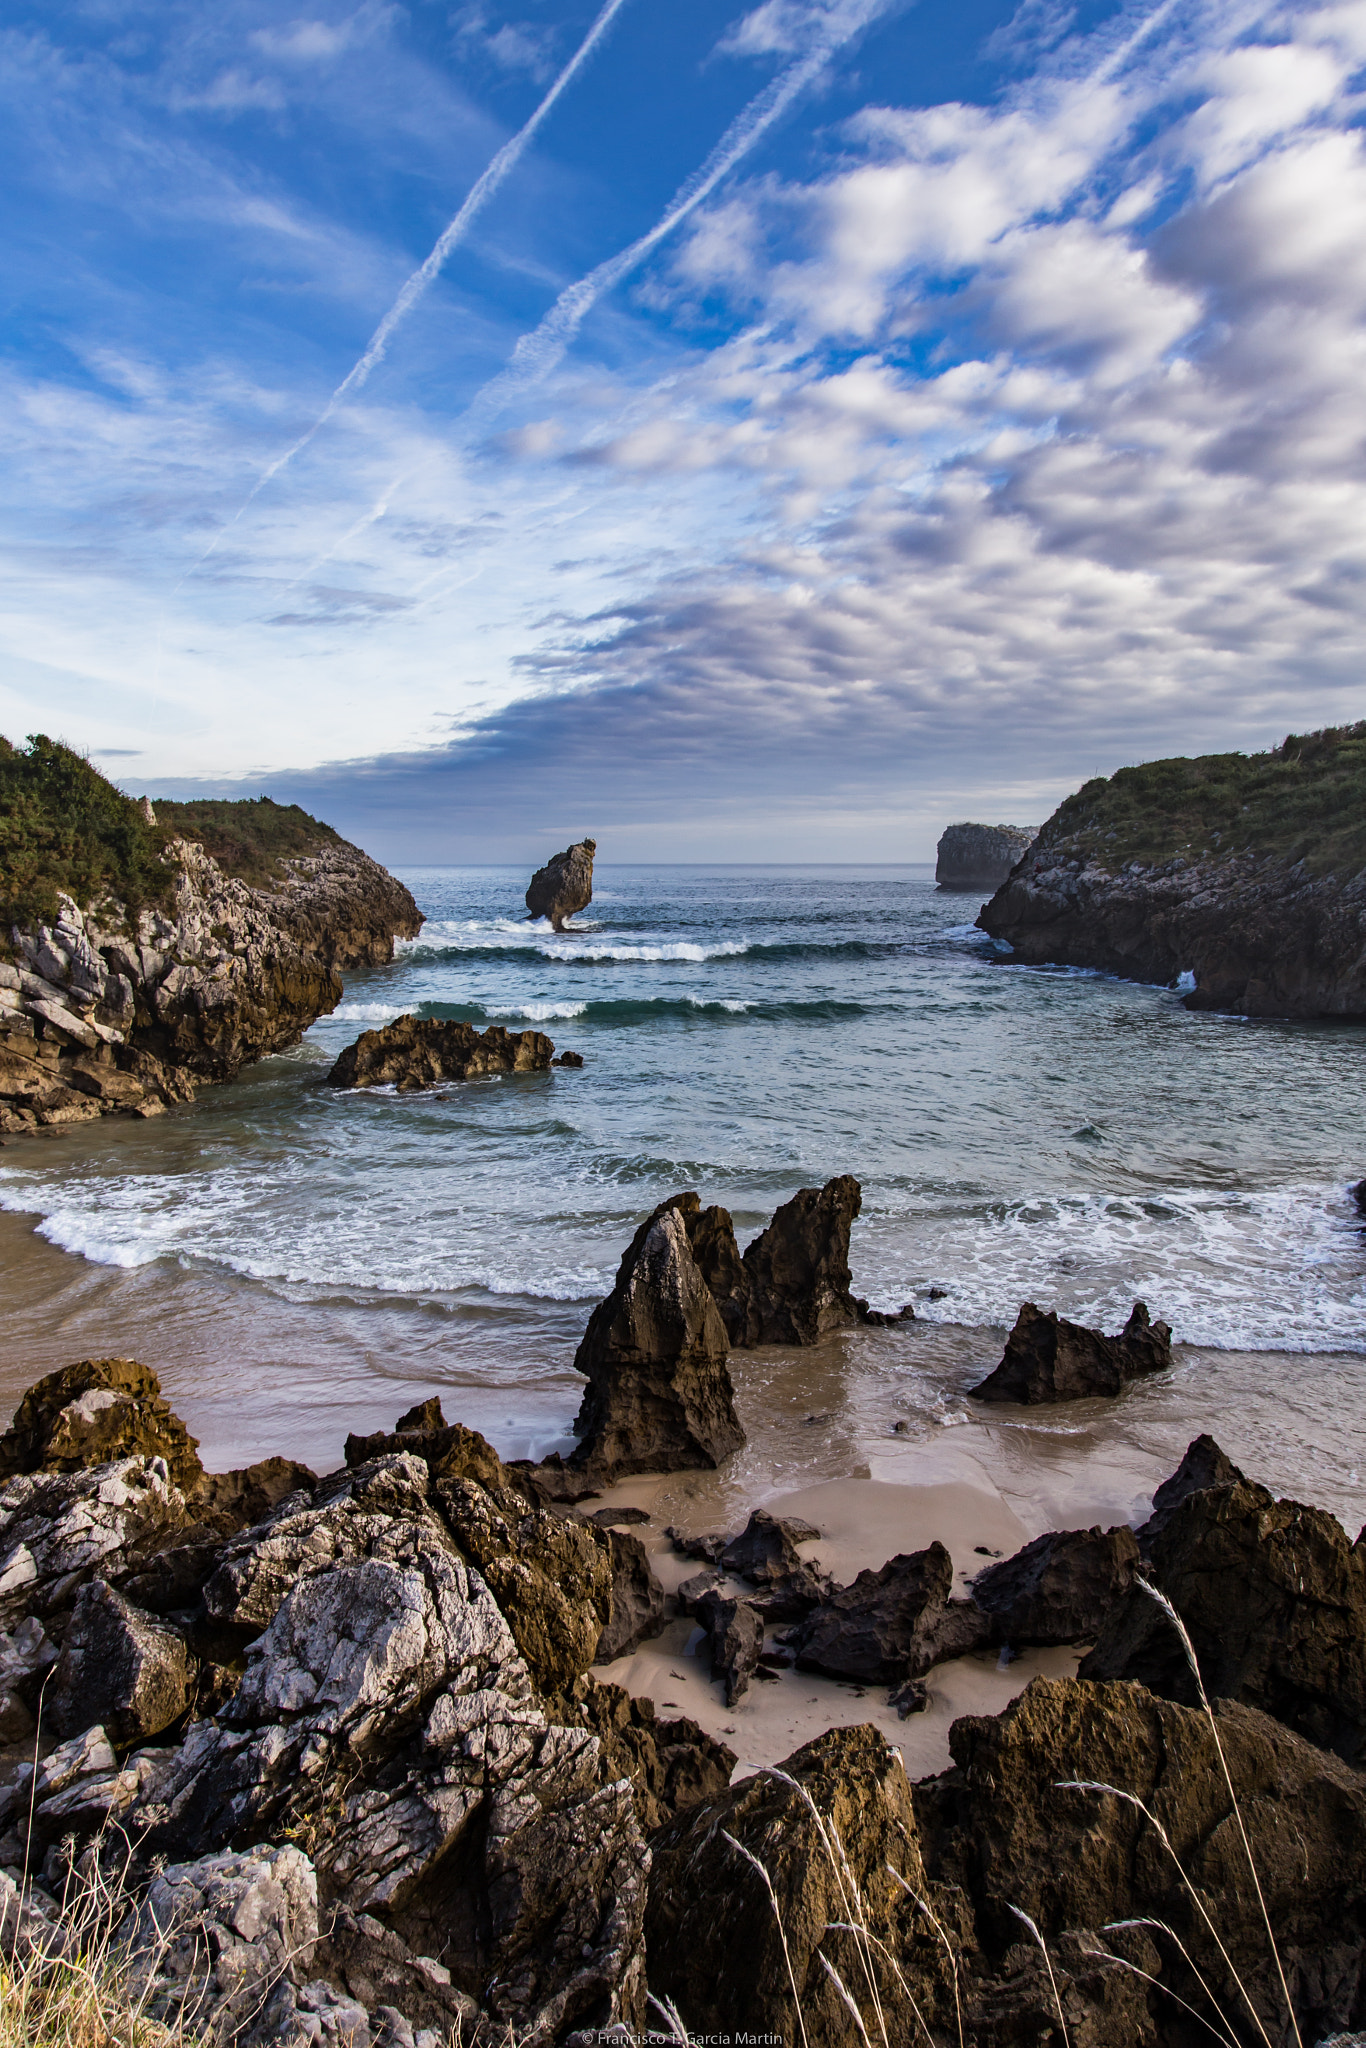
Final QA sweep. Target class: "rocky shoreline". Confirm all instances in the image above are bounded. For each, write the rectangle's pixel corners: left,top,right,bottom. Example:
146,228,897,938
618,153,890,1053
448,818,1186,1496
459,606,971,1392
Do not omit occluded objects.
1,1189,1365,2045
1,834,421,1136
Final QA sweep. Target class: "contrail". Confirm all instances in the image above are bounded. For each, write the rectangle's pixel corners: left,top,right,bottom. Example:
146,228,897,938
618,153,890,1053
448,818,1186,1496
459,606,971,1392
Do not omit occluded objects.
178,0,632,587
466,0,891,428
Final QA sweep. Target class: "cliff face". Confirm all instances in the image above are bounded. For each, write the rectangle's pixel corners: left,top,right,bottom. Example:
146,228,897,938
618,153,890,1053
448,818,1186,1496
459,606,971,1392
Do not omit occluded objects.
0,837,422,1134
978,725,1366,1018
935,822,1035,890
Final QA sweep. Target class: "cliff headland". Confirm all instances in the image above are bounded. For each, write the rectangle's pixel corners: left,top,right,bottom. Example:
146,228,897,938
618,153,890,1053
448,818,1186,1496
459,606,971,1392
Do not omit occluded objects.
979,721,1366,1017
0,736,422,1134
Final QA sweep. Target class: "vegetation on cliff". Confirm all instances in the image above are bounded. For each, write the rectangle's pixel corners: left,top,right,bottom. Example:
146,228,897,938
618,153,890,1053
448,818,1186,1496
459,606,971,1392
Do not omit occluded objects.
1041,721,1366,877
1,734,350,941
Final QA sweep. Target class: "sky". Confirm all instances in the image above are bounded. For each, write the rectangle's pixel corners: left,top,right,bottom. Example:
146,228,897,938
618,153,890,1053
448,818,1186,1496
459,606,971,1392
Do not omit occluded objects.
3,0,1366,861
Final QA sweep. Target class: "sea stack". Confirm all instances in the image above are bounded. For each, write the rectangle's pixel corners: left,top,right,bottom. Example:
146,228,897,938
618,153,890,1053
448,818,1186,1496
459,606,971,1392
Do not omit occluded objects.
526,838,596,930
935,822,1035,890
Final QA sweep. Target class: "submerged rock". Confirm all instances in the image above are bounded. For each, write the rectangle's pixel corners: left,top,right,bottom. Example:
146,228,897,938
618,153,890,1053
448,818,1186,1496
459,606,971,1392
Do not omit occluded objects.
968,1298,1172,1403
326,1017,553,1092
570,1196,744,1481
936,822,1035,890
525,839,595,931
790,1541,992,1683
740,1173,865,1345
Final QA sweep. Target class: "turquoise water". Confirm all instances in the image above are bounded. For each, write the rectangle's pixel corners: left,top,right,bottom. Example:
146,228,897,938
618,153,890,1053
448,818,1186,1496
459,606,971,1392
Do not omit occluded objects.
4,864,1365,1378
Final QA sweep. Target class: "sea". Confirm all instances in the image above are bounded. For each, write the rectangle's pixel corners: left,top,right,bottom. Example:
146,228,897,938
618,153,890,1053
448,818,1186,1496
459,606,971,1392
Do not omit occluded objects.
4,864,1366,1530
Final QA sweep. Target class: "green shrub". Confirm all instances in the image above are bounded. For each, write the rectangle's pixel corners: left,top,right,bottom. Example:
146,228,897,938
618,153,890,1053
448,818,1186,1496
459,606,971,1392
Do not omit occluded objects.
151,798,342,889
0,735,171,939
1044,721,1366,877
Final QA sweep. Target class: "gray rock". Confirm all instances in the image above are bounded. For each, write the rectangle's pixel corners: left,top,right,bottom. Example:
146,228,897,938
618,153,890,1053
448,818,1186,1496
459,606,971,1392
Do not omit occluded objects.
594,1528,667,1664
935,822,1035,890
571,1200,744,1481
740,1175,865,1346
971,1526,1140,1645
50,1579,192,1745
968,1299,1172,1403
0,1456,190,1632
695,1590,763,1706
0,1616,56,1744
791,1542,992,1683
525,839,595,931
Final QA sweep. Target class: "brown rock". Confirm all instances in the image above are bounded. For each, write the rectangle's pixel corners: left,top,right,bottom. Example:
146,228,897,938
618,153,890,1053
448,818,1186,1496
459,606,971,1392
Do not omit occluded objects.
570,1195,744,1480
345,1411,506,1491
1081,1473,1366,1762
0,1357,203,1491
972,1525,1140,1644
593,1527,667,1663
791,1541,992,1683
563,1677,735,1833
683,1201,753,1345
695,1589,764,1705
1138,1430,1243,1551
524,839,595,930
718,1509,832,1619
968,1299,1172,1403
326,1016,553,1092
740,1174,865,1345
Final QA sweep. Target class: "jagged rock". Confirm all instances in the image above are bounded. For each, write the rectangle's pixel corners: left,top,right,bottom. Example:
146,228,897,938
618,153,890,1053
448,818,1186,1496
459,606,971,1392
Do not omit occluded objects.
551,1049,584,1068
312,1905,477,2040
1138,1431,1243,1551
192,1459,320,1537
718,1510,831,1620
344,1412,505,1492
647,1725,940,2046
593,1528,667,1663
0,1456,190,1632
49,1579,192,1745
683,1201,754,1345
122,1843,320,2047
740,1174,865,1345
666,1527,728,1565
0,1867,68,1963
695,1589,763,1705
936,822,1035,889
436,1476,613,1693
676,1569,723,1617
0,1616,56,1743
971,1525,1140,1645
525,840,595,931
326,1018,553,1092
0,1357,203,1490
791,1542,992,1684
570,1197,744,1481
505,1454,601,1506
968,1299,1172,1403
1081,1474,1366,1762
553,1678,735,1833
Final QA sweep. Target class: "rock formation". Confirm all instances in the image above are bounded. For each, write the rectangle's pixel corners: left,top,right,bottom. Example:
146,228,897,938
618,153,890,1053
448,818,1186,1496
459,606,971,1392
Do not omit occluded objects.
525,840,595,930
1,836,421,1135
739,1173,866,1345
969,1299,1172,1402
935,822,1035,890
326,1017,553,1091
971,1524,1140,1643
978,722,1366,1017
569,1195,745,1480
790,1541,992,1683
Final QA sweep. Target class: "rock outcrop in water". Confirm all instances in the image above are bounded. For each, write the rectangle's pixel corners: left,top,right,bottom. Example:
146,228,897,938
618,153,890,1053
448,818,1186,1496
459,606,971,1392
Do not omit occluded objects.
978,723,1366,1017
969,1299,1172,1403
525,839,595,930
326,1016,554,1091
739,1173,867,1344
935,822,1035,890
1,834,421,1136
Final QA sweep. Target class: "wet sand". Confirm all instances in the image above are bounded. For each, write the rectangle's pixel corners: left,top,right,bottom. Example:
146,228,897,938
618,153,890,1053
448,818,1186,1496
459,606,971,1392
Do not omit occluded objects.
5,1194,1366,1780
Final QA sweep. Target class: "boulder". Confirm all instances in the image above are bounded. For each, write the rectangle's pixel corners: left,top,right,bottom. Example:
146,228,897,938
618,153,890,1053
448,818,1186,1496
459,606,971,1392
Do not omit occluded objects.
0,1616,55,1744
570,1196,744,1480
344,1411,505,1492
49,1579,193,1746
695,1589,764,1705
790,1542,992,1684
191,1457,319,1536
968,1299,1172,1403
971,1525,1140,1645
0,1456,191,1633
525,839,595,930
436,1475,614,1693
740,1174,865,1345
326,1017,553,1092
1138,1430,1243,1550
560,1677,736,1833
1081,1474,1366,1762
0,1357,204,1490
593,1527,667,1663
718,1509,832,1619
936,822,1035,890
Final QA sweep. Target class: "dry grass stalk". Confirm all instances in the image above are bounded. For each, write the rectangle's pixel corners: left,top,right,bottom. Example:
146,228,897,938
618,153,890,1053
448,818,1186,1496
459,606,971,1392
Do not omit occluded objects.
1005,1904,1071,2048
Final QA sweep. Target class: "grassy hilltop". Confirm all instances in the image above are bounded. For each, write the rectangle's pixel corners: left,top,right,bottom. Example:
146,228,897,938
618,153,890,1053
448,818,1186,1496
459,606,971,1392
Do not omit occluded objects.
1041,721,1366,878
0,733,341,936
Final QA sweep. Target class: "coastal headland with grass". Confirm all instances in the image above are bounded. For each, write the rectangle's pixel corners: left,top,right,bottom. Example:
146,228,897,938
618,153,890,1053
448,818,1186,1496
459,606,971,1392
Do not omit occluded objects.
3,735,1366,2045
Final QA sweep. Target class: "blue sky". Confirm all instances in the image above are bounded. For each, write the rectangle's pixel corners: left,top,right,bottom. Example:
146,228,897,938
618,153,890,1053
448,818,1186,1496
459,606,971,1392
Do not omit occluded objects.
3,0,1366,860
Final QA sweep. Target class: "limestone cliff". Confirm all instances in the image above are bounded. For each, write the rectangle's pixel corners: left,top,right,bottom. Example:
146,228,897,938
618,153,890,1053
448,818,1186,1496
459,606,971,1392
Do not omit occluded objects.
935,821,1035,890
1,832,422,1134
978,723,1366,1018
